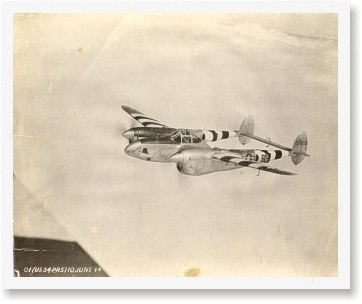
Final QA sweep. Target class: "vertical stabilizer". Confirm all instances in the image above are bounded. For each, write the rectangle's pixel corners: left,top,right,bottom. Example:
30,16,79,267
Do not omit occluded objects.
239,115,254,145
291,131,308,165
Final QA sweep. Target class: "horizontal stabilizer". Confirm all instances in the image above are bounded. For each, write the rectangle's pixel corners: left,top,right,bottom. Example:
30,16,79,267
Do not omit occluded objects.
238,132,292,151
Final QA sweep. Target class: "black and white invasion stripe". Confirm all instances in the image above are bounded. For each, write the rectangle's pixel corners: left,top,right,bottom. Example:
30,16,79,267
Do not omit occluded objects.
213,149,290,165
201,130,238,142
211,150,296,175
256,150,290,163
131,115,167,128
121,105,168,128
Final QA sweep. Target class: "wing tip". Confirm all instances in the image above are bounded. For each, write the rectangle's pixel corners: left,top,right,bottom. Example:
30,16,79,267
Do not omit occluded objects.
121,105,142,115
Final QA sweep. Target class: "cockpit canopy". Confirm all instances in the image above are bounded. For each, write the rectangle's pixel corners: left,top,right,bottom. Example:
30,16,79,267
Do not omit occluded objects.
170,130,202,144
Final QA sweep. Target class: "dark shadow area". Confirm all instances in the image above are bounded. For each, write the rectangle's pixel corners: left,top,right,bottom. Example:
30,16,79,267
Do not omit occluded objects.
13,236,108,277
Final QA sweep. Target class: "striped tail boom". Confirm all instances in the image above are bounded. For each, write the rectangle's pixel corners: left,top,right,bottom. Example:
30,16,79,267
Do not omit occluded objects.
199,130,239,142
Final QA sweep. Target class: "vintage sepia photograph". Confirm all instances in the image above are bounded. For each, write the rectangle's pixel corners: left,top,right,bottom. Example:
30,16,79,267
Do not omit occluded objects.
2,0,350,290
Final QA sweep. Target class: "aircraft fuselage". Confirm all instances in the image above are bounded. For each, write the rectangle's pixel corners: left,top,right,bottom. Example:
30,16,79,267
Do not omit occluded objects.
124,139,240,175
124,137,290,176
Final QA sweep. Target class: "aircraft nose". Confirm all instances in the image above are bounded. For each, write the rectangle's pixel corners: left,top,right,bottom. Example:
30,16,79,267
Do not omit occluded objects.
122,129,134,141
125,141,141,155
169,151,184,163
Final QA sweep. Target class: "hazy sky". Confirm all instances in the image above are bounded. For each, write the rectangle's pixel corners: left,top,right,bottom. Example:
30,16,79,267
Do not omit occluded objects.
14,13,338,276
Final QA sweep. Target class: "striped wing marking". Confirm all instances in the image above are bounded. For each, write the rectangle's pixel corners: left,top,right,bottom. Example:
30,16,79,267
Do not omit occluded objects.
212,153,297,176
121,105,168,128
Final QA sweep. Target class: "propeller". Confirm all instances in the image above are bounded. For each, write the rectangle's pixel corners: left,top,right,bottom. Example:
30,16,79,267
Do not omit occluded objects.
168,151,192,186
175,164,192,188
118,107,139,142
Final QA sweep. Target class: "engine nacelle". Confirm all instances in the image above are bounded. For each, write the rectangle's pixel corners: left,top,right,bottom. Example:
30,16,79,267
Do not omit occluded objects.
170,148,234,176
170,149,208,176
122,127,175,142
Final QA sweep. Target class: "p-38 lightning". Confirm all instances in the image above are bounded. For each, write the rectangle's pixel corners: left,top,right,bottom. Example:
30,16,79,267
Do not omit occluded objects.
121,105,309,176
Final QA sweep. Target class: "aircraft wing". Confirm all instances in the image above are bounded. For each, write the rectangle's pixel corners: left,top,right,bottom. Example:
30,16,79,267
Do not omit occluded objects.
246,163,297,175
121,105,169,128
212,152,297,176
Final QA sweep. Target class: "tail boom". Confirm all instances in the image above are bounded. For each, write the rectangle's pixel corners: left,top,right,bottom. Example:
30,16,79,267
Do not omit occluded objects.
199,130,238,142
237,116,309,165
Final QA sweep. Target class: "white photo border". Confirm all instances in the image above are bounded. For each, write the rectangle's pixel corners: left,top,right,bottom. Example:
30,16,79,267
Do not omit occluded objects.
1,0,350,289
